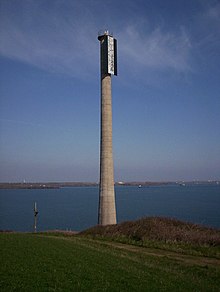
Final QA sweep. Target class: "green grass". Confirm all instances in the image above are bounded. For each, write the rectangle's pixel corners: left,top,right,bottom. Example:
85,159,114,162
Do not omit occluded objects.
1,232,220,291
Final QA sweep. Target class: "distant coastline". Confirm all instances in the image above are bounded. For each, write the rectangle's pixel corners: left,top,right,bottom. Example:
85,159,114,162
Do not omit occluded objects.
0,181,219,189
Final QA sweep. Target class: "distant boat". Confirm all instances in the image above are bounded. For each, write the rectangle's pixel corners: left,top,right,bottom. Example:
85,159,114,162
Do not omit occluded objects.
179,183,186,187
138,185,142,188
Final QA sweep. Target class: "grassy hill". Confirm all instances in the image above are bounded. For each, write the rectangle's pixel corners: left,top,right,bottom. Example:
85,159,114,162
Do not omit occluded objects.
1,217,220,291
81,217,220,257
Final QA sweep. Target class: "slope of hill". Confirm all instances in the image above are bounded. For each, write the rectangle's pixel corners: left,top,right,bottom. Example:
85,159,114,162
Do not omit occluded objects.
81,217,220,257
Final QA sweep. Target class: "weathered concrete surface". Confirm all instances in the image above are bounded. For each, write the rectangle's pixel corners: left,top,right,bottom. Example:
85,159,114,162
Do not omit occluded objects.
98,71,117,225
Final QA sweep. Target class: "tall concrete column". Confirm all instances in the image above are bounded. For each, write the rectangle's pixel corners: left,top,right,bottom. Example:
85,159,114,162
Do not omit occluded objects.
98,32,117,225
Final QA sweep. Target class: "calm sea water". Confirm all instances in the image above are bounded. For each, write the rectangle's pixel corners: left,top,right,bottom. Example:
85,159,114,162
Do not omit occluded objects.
0,185,219,232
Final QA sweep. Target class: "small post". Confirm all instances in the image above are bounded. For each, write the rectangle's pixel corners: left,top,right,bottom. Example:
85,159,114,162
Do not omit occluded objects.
34,202,38,233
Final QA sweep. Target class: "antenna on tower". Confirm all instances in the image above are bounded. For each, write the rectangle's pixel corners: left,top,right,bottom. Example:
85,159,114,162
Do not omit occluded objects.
34,202,39,233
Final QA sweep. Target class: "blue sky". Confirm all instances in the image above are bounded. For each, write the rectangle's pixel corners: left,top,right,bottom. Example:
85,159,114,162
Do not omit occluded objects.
0,0,220,182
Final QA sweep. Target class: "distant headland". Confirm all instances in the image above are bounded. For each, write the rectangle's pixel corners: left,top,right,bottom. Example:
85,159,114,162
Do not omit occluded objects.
0,180,219,189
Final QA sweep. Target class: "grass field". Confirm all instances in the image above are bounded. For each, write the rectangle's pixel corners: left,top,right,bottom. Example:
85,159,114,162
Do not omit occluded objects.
1,230,220,291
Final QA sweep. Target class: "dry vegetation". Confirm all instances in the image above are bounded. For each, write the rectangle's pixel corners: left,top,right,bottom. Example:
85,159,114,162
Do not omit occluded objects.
81,217,220,246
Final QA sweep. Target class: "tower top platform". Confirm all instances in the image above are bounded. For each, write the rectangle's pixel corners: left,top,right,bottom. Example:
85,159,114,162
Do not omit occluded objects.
98,30,113,40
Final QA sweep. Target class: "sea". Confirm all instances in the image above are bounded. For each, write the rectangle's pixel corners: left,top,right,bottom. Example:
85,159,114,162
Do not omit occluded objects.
0,185,219,232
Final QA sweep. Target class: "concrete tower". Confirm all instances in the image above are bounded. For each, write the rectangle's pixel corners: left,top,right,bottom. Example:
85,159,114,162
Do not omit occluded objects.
98,31,117,225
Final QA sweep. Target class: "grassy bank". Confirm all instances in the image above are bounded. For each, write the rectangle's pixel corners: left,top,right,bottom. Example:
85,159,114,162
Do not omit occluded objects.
81,217,220,258
1,218,220,291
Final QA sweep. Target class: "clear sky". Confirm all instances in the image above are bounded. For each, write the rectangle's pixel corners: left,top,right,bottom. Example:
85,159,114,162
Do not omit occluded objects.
0,0,220,182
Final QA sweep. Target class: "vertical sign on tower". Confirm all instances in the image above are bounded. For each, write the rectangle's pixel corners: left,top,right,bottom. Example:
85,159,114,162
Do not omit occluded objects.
107,36,115,75
98,31,117,226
